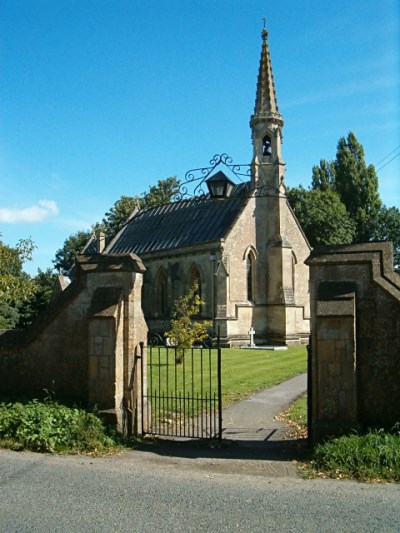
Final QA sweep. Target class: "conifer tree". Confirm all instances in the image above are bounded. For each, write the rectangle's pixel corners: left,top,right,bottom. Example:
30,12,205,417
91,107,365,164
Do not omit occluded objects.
333,132,381,242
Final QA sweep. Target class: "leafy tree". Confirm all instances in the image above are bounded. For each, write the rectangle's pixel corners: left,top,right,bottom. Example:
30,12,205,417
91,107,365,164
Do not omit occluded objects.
165,282,212,363
136,176,180,210
0,235,37,308
288,187,356,246
0,303,20,329
333,132,382,242
311,159,335,192
372,205,400,272
17,268,58,328
97,195,138,236
53,230,91,273
94,177,181,237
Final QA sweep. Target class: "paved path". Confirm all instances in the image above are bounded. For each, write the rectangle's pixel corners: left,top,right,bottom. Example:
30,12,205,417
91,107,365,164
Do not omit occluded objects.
222,373,307,443
136,373,309,476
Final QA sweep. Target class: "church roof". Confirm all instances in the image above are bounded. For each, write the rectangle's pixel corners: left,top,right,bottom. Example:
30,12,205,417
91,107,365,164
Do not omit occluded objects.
106,182,250,255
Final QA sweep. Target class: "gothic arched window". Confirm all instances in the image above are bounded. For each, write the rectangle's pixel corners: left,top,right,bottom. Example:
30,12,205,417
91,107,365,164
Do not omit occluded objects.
292,252,297,296
246,251,256,301
189,265,202,299
156,268,168,315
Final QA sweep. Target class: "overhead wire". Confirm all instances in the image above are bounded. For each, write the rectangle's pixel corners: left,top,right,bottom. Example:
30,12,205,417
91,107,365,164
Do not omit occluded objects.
376,151,400,172
375,144,400,166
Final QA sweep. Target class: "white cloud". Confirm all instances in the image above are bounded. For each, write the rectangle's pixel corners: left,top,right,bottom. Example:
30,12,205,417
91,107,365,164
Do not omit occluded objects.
0,199,59,223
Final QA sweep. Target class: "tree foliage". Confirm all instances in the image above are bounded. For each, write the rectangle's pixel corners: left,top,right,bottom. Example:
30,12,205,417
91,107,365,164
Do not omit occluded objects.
333,132,381,242
165,282,212,363
289,132,398,271
136,176,180,210
288,187,355,246
372,205,400,271
311,159,335,192
16,268,58,329
53,230,91,273
96,195,138,236
0,235,37,308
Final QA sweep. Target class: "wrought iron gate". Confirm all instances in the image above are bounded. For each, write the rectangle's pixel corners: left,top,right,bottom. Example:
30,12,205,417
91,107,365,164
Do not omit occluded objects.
141,343,222,439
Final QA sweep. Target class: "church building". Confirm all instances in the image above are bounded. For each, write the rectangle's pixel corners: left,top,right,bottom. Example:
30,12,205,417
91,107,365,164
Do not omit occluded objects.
97,27,311,346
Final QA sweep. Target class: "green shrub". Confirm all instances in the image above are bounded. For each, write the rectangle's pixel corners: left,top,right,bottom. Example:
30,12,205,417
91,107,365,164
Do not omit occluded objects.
0,400,117,453
311,426,400,482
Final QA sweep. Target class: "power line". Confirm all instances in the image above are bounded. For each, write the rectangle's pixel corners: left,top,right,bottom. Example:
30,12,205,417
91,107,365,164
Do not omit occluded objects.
376,151,400,172
375,145,400,166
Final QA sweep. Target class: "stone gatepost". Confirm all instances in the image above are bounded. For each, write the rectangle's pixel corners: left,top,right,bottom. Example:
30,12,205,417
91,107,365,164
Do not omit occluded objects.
306,242,400,443
311,282,358,441
76,253,147,435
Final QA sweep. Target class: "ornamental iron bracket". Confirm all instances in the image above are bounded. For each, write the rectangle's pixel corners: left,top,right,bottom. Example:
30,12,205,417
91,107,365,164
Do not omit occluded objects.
174,153,253,201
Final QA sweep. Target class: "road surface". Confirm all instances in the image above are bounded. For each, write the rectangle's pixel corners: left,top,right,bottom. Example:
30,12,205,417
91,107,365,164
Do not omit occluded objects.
1,448,399,532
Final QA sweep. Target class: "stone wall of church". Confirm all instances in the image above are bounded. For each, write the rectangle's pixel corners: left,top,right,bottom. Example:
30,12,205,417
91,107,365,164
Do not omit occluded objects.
141,245,218,338
219,197,259,343
281,199,311,339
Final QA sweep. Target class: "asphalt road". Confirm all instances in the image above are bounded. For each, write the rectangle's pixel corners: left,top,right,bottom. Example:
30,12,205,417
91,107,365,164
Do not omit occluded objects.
1,448,399,532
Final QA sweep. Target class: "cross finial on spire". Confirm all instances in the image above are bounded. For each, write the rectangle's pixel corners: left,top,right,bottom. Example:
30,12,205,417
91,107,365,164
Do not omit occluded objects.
262,17,268,40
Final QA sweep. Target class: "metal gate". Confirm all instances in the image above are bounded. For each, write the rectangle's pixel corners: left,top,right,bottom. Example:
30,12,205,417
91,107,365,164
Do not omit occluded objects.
141,343,222,439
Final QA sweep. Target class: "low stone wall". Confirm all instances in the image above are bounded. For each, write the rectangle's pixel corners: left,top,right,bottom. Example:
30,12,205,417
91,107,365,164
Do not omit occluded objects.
306,242,400,442
0,253,148,434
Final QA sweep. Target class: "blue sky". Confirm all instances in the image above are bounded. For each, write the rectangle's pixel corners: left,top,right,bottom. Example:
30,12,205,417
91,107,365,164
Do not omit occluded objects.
1,0,399,275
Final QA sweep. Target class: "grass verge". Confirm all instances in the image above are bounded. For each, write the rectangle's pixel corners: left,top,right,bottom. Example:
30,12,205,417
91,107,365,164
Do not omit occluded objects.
281,395,400,482
309,428,400,482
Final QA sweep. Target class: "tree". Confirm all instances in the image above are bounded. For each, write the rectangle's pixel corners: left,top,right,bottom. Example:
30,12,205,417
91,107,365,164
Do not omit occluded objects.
165,282,212,363
97,195,138,236
333,132,382,242
16,268,58,328
0,235,37,307
287,187,356,247
290,132,399,271
94,177,181,237
372,205,400,272
53,230,91,273
136,176,180,211
311,159,335,192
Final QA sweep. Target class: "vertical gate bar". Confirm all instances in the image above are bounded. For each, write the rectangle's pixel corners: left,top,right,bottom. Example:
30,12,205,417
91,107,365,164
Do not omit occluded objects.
149,345,153,434
196,392,199,438
191,347,195,437
158,347,161,434
307,336,312,444
179,391,182,437
217,337,222,440
200,345,204,438
182,348,186,436
174,347,178,437
141,342,144,435
166,345,169,436
209,347,212,437
205,392,208,437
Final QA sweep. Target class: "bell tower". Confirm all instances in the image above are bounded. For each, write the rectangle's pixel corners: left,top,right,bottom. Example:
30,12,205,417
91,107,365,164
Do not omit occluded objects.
250,23,285,192
251,22,299,345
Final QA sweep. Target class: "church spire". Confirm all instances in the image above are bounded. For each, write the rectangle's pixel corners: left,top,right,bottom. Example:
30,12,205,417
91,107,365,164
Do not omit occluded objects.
251,21,283,127
250,21,285,175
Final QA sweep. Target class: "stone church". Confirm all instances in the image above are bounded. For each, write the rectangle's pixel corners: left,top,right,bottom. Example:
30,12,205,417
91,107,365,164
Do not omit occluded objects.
90,27,311,346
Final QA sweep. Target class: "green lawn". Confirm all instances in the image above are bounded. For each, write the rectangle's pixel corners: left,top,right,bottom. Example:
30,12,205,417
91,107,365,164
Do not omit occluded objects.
146,345,307,417
221,346,307,406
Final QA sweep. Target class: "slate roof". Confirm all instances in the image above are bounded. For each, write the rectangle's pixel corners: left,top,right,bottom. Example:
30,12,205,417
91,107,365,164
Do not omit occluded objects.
106,182,251,255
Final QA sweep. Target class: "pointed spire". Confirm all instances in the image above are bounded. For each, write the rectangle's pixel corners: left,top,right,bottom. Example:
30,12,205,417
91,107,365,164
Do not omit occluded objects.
252,21,283,125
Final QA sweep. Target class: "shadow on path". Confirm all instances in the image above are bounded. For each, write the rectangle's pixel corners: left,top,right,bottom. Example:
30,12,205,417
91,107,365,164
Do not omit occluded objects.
135,435,311,463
